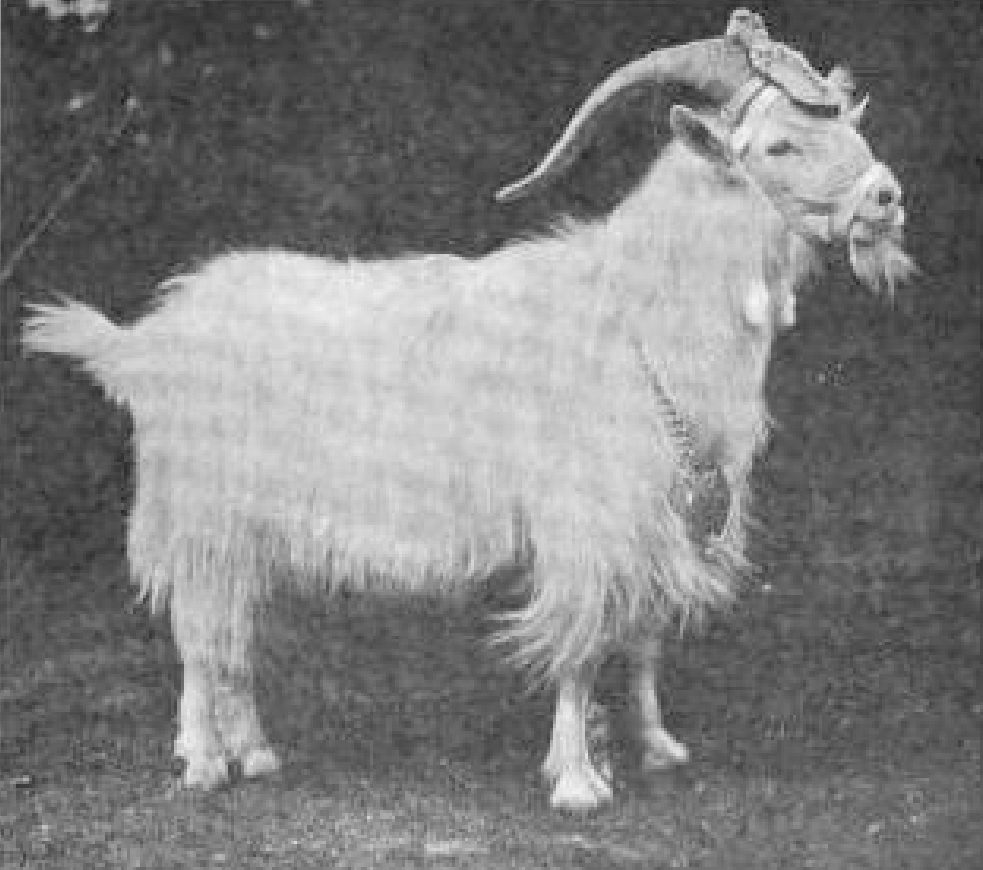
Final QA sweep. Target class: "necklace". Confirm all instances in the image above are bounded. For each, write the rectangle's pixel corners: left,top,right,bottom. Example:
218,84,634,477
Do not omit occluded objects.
632,338,731,548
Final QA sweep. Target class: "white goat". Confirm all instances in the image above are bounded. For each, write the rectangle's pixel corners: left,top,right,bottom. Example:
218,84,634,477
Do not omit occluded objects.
23,8,912,810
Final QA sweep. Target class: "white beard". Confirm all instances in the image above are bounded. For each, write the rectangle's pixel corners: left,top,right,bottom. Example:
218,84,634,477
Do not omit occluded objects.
848,216,915,295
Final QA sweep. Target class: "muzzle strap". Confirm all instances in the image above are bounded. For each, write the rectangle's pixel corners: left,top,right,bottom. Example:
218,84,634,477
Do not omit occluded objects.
794,162,900,243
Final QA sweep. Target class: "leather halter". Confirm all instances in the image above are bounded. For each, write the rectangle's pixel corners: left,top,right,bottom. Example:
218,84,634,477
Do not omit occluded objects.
720,81,896,244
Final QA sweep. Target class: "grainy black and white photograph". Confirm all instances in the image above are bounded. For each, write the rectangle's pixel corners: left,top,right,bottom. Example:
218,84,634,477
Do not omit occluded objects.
1,0,979,866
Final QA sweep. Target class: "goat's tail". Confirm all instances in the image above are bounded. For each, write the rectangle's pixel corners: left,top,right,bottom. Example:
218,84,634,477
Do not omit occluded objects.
22,298,132,401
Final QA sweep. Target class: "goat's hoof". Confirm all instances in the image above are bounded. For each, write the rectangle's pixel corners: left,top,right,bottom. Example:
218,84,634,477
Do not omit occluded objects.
549,764,613,811
640,727,690,770
181,754,231,790
240,746,281,779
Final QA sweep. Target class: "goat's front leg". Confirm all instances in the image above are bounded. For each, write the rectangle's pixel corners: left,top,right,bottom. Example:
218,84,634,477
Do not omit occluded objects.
542,667,612,811
629,639,690,770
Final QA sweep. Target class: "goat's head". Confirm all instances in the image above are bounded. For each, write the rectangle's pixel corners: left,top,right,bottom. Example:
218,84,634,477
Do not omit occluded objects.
497,7,914,294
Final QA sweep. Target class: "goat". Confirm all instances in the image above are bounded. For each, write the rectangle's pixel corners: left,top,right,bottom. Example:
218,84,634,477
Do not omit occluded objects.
23,9,912,810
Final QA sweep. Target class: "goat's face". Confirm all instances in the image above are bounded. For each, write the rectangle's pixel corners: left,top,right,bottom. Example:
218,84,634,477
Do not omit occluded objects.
671,76,914,293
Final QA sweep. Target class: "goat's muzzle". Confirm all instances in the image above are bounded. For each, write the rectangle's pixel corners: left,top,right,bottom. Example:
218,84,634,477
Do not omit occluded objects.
788,160,912,294
792,162,905,245
834,163,905,237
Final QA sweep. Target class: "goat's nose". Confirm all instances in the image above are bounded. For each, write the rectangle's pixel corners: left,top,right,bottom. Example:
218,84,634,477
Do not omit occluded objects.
876,186,896,207
871,180,901,209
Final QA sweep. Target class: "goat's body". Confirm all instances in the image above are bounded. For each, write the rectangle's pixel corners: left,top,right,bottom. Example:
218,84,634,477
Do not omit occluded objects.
24,139,816,798
29,144,802,676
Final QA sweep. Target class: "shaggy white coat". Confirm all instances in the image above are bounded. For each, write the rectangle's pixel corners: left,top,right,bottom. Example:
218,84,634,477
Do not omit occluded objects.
24,141,809,682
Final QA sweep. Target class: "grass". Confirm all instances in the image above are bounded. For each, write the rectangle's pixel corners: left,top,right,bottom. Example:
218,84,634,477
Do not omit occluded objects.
1,1,980,867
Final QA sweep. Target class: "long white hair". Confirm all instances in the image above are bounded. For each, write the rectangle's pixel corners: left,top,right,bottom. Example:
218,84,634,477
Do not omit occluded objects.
24,136,807,683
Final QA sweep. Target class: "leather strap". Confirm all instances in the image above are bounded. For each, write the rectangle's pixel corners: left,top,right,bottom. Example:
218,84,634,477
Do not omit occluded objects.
730,84,783,155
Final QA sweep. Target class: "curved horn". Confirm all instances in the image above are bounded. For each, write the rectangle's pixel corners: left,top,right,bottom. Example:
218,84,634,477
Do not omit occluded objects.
495,37,754,203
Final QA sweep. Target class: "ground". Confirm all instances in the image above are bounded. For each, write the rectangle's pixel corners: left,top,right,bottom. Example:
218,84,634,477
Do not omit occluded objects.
1,1,980,867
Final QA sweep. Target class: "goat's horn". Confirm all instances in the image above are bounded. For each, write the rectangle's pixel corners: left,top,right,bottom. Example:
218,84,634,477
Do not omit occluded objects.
496,36,754,203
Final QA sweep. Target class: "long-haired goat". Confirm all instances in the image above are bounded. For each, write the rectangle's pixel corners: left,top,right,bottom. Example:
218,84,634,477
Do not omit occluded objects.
23,9,913,810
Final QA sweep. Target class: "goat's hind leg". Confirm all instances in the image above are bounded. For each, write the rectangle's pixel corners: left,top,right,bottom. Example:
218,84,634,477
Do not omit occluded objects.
629,638,689,770
170,567,279,787
209,579,280,781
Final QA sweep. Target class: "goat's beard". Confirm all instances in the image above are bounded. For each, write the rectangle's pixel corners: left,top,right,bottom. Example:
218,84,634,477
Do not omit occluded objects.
848,220,915,296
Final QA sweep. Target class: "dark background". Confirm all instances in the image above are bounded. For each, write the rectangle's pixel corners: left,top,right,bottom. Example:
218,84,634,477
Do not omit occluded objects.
1,1,979,867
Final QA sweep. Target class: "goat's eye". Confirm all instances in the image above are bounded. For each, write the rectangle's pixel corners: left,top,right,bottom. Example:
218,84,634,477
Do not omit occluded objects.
765,139,797,157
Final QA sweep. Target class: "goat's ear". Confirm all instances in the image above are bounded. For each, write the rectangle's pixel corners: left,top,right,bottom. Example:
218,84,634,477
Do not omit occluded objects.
669,105,734,166
846,94,869,127
827,65,867,126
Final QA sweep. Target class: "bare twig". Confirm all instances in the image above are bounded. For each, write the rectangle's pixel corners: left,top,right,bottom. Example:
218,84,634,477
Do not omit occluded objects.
0,96,140,287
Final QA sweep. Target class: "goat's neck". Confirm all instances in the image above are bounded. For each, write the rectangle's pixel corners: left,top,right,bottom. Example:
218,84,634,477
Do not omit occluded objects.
593,143,813,458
